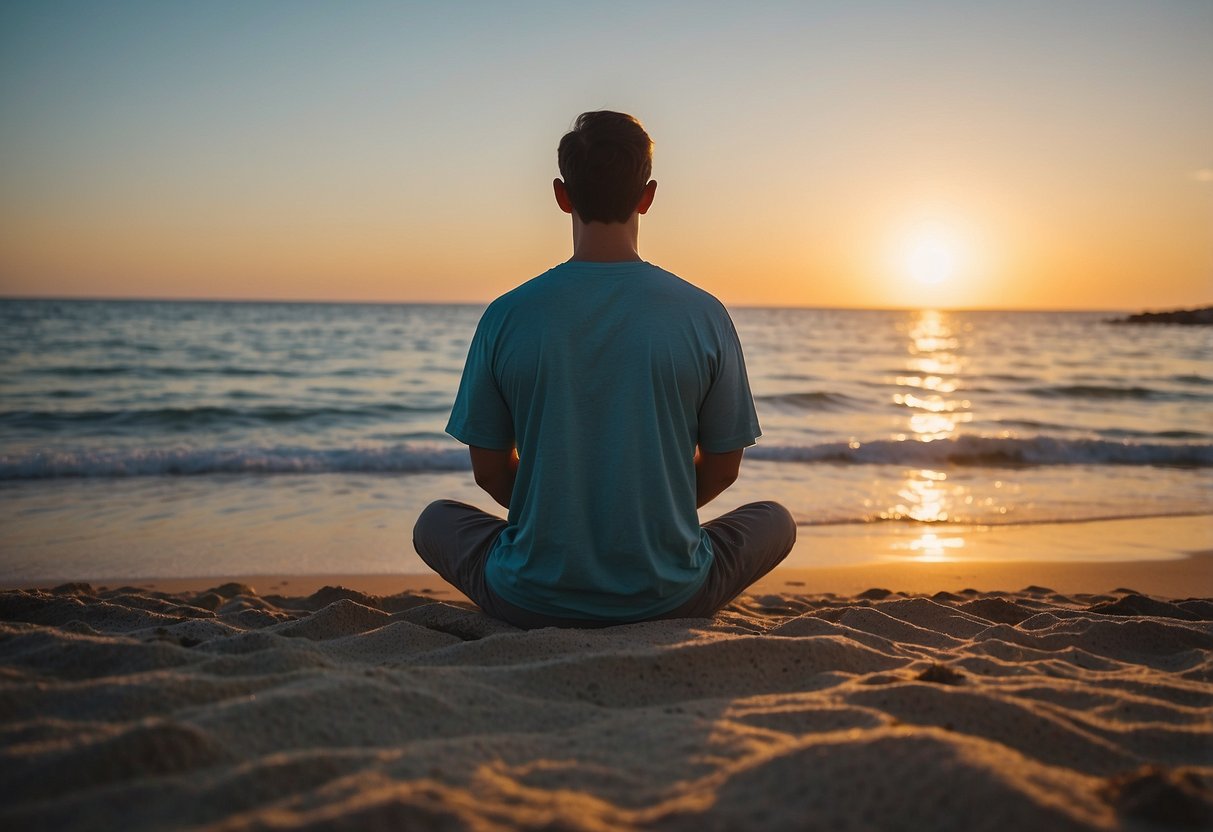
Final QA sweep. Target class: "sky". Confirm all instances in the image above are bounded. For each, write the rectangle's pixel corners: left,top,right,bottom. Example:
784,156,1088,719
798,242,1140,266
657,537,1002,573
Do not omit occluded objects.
0,0,1210,310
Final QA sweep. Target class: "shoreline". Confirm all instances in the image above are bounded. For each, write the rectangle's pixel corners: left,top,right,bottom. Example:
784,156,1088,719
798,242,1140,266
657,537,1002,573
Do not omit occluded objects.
5,514,1208,601
8,550,1211,601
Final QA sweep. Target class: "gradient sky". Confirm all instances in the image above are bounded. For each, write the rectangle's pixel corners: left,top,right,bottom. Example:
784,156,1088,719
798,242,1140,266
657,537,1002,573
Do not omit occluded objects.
1,0,1210,309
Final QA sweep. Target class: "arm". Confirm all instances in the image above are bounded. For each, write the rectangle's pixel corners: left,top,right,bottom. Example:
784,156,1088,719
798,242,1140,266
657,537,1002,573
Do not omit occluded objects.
694,446,743,508
470,446,519,510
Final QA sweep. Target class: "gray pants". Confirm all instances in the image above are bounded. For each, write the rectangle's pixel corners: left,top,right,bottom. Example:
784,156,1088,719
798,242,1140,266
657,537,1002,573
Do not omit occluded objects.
412,499,797,629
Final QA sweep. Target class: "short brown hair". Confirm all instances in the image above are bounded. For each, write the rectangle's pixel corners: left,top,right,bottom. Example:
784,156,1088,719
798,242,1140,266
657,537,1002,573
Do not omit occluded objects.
557,111,653,224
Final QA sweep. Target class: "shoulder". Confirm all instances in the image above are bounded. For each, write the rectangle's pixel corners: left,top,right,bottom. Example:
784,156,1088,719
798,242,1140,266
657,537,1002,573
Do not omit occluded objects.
484,265,568,313
475,267,560,328
636,263,726,309
643,264,737,332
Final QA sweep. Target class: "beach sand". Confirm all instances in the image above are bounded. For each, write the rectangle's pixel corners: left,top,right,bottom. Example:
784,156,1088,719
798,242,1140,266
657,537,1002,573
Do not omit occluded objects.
2,560,1212,831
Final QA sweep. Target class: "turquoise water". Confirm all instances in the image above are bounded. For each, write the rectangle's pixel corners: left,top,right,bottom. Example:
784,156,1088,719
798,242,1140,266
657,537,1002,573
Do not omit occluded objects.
2,299,1210,579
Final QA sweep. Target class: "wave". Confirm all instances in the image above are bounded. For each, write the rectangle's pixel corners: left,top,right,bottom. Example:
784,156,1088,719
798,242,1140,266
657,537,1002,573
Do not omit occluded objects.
986,419,1208,441
2,435,1210,480
754,391,860,411
976,373,1036,383
28,365,305,379
22,365,397,380
745,435,1213,468
1024,384,1209,401
0,446,471,479
0,402,451,431
1095,427,1209,440
795,510,1212,529
988,418,1074,432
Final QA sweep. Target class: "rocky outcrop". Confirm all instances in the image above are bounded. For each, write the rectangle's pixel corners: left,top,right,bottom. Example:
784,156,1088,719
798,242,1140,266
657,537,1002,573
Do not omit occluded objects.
1108,306,1213,325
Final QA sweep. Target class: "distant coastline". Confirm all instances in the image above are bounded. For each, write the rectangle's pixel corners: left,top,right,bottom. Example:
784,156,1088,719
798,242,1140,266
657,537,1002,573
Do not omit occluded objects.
1108,305,1213,325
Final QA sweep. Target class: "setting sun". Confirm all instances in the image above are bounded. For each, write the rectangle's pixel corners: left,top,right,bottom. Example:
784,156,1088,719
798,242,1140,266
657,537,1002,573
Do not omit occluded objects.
873,219,992,308
901,226,964,288
906,233,957,286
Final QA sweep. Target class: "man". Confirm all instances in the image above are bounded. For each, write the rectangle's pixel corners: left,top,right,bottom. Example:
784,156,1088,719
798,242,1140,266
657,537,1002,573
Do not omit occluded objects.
413,110,795,628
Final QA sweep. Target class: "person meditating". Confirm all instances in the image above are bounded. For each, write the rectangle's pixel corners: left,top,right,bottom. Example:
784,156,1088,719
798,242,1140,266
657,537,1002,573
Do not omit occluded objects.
412,110,795,628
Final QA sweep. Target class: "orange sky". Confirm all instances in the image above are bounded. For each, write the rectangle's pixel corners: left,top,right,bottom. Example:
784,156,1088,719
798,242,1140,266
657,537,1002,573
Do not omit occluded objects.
1,2,1210,310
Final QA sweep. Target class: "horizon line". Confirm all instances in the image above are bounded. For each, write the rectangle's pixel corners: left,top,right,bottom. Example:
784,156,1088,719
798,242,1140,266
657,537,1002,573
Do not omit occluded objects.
0,292,1195,315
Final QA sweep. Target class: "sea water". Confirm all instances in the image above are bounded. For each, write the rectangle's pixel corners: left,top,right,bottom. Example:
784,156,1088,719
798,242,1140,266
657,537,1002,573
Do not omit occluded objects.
1,298,1210,580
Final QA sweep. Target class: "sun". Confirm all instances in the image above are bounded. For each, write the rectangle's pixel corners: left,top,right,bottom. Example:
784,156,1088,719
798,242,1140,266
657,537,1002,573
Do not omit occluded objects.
879,215,988,307
903,228,960,287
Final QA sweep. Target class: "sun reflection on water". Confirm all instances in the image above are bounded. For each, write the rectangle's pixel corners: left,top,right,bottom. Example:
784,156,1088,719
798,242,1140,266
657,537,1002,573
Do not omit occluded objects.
887,311,973,555
894,310,970,443
895,531,966,562
884,468,950,522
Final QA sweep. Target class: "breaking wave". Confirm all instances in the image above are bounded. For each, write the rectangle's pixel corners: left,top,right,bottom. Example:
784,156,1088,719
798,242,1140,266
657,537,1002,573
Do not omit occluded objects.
2,435,1210,480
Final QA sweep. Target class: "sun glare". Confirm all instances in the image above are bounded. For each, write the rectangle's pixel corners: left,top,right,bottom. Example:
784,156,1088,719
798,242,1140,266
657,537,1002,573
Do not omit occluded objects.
903,228,961,287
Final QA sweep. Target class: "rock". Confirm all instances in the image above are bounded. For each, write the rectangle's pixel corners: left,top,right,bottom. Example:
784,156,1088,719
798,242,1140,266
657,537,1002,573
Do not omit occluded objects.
1107,306,1213,325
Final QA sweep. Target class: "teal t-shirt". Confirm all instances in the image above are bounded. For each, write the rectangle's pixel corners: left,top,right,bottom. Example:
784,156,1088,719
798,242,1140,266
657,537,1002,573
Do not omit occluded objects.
446,260,760,620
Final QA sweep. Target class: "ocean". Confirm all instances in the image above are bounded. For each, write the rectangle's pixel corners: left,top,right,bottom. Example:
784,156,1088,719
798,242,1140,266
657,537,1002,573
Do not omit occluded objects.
2,298,1210,581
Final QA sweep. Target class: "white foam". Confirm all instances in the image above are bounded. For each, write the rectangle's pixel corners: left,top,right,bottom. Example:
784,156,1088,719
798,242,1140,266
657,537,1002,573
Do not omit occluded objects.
0,445,470,479
2,435,1210,480
748,435,1213,467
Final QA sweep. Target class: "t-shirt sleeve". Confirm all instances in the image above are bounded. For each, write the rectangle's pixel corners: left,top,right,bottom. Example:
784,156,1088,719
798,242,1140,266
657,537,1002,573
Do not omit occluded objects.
697,313,761,453
446,313,515,450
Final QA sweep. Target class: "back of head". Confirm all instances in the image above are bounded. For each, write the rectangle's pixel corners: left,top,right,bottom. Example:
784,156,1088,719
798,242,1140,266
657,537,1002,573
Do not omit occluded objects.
557,111,653,224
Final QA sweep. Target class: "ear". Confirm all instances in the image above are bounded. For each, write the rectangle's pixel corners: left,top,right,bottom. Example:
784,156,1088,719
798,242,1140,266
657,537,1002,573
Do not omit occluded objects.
636,180,657,215
553,179,574,215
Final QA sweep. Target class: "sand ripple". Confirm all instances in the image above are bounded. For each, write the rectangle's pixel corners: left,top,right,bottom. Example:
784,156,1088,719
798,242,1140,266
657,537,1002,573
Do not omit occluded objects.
1,583,1211,831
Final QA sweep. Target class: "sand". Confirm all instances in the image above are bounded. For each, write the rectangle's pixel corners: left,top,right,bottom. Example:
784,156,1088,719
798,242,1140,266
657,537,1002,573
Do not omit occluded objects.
1,569,1211,831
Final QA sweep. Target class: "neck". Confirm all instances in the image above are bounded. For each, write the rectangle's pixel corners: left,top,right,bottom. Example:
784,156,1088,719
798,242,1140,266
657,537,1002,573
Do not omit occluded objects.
569,214,642,262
